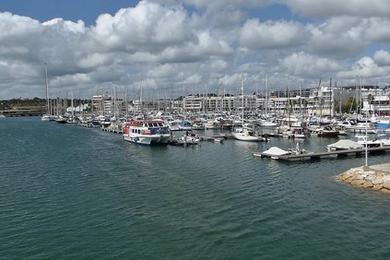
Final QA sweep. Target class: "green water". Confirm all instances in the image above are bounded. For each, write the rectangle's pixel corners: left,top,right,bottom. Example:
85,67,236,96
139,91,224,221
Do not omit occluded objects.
1,117,390,259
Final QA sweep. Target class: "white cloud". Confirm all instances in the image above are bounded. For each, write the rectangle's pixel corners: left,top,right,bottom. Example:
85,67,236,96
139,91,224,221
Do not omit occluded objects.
2,0,390,99
181,0,270,10
307,16,390,57
338,56,390,79
374,50,390,66
92,2,194,52
240,19,306,49
284,0,390,17
282,52,342,78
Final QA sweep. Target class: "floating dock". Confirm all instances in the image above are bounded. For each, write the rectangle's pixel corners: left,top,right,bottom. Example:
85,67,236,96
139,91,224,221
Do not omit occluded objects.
101,127,123,134
256,146,390,162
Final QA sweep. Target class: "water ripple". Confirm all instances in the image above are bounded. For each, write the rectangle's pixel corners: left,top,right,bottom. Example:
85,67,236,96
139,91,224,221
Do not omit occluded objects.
1,118,390,259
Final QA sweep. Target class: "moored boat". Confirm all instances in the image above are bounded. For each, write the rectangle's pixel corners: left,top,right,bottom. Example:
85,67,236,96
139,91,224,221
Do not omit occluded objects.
122,120,170,145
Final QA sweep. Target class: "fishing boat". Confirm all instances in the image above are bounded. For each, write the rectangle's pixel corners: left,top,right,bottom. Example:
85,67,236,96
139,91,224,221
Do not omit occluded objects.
122,120,170,145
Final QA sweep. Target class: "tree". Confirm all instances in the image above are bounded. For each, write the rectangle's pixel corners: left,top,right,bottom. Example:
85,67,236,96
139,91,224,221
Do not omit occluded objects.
367,94,374,114
343,96,357,113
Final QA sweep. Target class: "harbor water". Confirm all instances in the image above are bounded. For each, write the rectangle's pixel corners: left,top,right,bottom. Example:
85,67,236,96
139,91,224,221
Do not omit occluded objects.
1,117,390,259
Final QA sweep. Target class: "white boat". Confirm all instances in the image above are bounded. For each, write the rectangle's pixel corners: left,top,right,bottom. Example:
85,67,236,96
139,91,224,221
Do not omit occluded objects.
233,75,263,142
41,64,54,122
233,125,261,142
41,114,51,121
257,146,291,159
0,114,5,119
55,116,67,124
179,133,200,145
356,135,390,148
346,122,377,134
122,120,170,145
169,120,192,131
327,140,363,151
204,119,220,129
260,120,278,127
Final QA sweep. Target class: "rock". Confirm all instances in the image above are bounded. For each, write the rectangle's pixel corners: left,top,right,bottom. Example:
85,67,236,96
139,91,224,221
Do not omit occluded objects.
380,188,390,194
382,175,390,190
336,164,390,194
350,179,366,187
373,184,383,191
370,176,384,185
361,181,373,189
340,173,354,182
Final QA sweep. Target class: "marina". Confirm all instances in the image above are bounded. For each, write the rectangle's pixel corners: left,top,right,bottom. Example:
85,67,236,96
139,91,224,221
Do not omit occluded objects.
1,117,390,259
2,0,390,259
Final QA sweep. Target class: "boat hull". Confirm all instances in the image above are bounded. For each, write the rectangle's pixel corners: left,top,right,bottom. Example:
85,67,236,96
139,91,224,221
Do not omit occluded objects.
232,133,260,142
123,134,170,145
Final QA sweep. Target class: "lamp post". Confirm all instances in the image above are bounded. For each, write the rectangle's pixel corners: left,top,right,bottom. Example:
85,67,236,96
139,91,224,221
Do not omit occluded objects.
365,106,368,167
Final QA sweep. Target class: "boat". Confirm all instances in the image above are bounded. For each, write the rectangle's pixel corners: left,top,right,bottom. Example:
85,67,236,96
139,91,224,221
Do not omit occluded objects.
204,119,220,129
169,120,192,131
317,125,339,138
255,143,311,160
255,146,291,159
375,119,390,129
169,133,200,146
213,138,224,143
346,122,377,134
260,120,278,127
122,120,170,145
356,135,390,148
292,128,306,139
55,116,67,124
41,64,54,121
233,76,264,142
327,140,363,151
41,114,51,121
233,124,264,142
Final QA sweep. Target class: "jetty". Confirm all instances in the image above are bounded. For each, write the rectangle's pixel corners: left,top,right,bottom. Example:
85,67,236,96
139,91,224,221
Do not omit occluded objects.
256,146,390,161
336,163,390,193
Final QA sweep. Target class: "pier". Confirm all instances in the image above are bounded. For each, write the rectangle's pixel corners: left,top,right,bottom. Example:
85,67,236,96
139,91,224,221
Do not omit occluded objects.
256,146,390,162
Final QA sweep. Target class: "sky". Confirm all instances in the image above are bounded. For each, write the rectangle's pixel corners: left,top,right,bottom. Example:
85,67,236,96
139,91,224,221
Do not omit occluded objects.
1,0,390,99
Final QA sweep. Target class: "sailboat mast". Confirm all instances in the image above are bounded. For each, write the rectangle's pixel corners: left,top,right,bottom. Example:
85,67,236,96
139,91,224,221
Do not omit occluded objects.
44,63,50,114
265,75,268,114
71,91,74,118
241,74,244,125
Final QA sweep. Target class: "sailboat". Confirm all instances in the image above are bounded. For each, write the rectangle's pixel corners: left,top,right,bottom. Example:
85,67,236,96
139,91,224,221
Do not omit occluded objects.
233,75,262,142
41,64,55,121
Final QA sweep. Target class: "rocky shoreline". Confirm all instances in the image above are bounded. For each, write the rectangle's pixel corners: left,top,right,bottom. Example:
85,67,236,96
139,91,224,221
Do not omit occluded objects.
336,164,390,193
